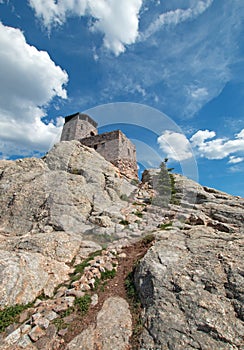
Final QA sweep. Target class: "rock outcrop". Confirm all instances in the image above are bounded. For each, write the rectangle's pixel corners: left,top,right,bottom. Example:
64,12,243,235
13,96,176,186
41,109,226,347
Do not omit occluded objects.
135,174,244,350
0,140,135,236
66,297,132,350
0,141,136,307
0,142,243,350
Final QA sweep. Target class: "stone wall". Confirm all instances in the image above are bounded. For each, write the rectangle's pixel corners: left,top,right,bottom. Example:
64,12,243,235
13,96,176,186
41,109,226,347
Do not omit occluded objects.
81,130,138,179
61,113,98,141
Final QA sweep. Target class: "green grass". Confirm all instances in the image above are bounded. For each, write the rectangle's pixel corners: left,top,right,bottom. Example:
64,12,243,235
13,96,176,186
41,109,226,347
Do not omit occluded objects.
69,249,104,284
141,233,155,245
158,222,172,230
133,211,143,218
130,179,139,186
53,317,68,331
101,268,116,280
132,202,146,206
125,270,144,346
93,269,116,290
0,303,33,333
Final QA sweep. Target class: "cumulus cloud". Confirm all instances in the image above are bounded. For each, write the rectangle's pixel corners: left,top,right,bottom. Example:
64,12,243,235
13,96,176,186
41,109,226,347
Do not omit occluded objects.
0,22,68,159
157,128,244,165
190,129,244,161
190,130,216,147
29,0,143,56
157,131,193,161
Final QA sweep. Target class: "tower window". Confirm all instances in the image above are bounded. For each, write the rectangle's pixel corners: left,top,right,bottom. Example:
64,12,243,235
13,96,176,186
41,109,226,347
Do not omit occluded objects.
90,131,95,136
128,149,131,156
80,125,83,130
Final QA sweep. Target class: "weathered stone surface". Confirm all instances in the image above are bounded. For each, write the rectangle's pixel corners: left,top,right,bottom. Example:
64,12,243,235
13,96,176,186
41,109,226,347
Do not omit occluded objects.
0,141,135,307
66,297,132,350
0,250,71,307
135,225,244,349
0,232,82,263
28,325,46,342
0,141,135,237
141,168,160,186
0,145,244,350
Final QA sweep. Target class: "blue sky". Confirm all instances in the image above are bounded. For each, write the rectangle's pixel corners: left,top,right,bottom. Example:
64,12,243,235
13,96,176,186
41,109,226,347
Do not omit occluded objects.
0,0,243,196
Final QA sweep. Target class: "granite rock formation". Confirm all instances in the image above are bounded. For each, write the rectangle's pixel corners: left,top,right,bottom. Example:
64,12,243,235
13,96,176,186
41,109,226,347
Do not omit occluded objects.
0,142,243,350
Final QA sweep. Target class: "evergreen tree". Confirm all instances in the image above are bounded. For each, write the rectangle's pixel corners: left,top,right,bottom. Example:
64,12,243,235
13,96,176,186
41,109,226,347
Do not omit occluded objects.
152,160,172,207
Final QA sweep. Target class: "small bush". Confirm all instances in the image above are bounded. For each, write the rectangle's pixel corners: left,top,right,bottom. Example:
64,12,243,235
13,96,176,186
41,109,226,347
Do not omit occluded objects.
119,219,130,226
143,197,152,204
74,294,91,315
120,194,129,201
133,211,143,218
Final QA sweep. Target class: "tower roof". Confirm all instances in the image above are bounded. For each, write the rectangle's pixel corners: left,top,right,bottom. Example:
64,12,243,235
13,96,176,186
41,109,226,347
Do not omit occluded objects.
64,112,98,128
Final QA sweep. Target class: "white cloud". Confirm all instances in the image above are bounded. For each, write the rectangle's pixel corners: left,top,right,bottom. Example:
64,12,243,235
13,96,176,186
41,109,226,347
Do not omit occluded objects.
228,156,244,164
236,129,244,139
0,22,68,158
29,0,143,56
190,128,244,161
188,86,208,99
190,130,216,147
157,131,193,161
96,1,242,119
141,0,213,40
158,128,244,164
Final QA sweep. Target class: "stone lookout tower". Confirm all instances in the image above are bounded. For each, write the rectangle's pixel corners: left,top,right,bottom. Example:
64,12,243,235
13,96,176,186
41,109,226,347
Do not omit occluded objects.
60,112,138,179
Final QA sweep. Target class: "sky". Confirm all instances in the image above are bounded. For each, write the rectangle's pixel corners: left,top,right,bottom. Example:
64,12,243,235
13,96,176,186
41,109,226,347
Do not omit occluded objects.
0,0,243,196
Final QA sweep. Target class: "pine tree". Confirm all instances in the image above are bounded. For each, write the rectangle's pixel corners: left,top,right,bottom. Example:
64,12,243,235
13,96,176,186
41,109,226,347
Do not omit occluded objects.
152,160,172,207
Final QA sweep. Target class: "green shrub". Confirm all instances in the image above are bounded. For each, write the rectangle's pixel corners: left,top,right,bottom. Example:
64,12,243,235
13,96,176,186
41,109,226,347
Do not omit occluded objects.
120,194,129,201
119,219,130,226
74,294,91,315
133,211,143,218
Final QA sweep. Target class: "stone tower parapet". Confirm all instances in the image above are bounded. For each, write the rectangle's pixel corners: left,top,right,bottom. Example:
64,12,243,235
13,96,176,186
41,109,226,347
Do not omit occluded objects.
60,113,138,179
61,112,98,141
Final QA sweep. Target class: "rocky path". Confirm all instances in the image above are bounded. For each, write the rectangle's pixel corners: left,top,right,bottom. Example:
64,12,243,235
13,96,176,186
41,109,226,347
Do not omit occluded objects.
0,237,155,350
